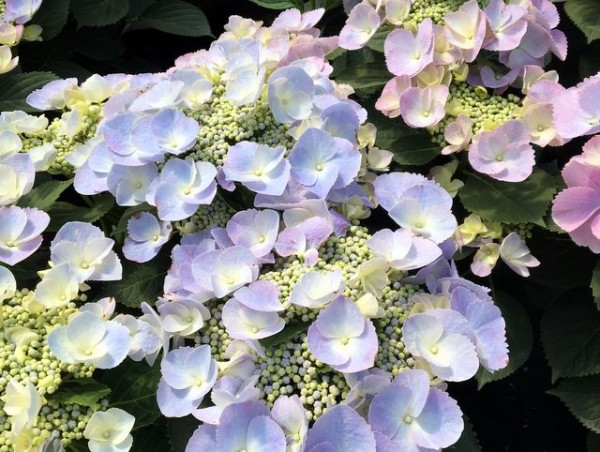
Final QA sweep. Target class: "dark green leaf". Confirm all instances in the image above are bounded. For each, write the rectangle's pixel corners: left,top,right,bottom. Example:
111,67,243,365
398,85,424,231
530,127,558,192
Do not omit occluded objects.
541,293,600,382
47,194,115,232
8,248,49,286
75,27,126,61
529,232,596,289
43,61,94,83
66,439,89,452
131,418,172,452
368,107,440,166
71,0,130,27
248,0,297,9
261,321,309,348
320,0,342,10
580,42,600,79
17,179,73,211
445,415,481,452
592,259,600,310
0,71,59,112
51,380,111,410
101,360,162,430
459,169,559,227
549,375,600,433
96,257,169,308
31,0,71,40
476,291,533,388
167,416,200,452
128,0,157,18
366,28,389,53
334,63,390,90
137,0,211,37
588,432,600,452
565,0,600,44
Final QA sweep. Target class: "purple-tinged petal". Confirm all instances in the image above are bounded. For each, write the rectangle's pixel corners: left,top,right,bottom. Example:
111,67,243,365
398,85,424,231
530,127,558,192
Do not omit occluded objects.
305,405,376,451
339,3,381,50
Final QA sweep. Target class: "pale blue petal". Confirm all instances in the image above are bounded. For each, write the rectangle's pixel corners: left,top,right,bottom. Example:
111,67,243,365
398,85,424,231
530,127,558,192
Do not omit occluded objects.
186,425,217,452
305,405,376,451
246,415,287,452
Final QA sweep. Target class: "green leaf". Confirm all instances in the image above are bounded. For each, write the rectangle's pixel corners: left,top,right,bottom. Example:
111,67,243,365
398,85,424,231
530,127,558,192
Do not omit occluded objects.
9,247,50,286
248,0,297,9
528,232,597,289
334,63,390,90
100,360,162,430
588,432,600,452
51,380,111,410
541,292,600,382
459,169,559,227
31,0,71,40
445,415,481,452
44,61,94,83
17,179,73,211
476,291,533,388
592,259,600,310
71,0,130,27
0,71,59,112
565,0,600,44
75,27,126,61
368,107,440,166
136,0,211,37
131,418,171,452
261,321,309,348
366,28,389,53
128,0,156,18
66,439,89,452
47,194,115,232
167,416,200,452
97,257,169,308
549,375,600,433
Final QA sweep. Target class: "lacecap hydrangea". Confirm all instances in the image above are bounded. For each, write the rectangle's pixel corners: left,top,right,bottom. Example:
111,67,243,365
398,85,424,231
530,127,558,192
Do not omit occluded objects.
7,7,513,452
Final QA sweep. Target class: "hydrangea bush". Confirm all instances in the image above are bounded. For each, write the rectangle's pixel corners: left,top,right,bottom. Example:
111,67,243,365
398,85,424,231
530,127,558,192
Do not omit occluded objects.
1,0,600,451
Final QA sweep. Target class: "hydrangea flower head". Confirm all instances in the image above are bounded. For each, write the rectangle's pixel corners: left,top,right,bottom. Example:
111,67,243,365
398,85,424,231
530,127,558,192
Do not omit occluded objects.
552,135,600,252
339,3,381,50
83,408,135,452
368,369,463,450
468,120,535,182
0,206,49,265
384,18,434,78
402,309,479,381
223,142,290,196
48,311,131,368
289,128,361,199
158,345,218,417
123,212,172,263
50,221,122,282
1,379,42,435
0,153,35,206
307,296,378,373
146,157,217,221
268,66,315,124
374,173,457,244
